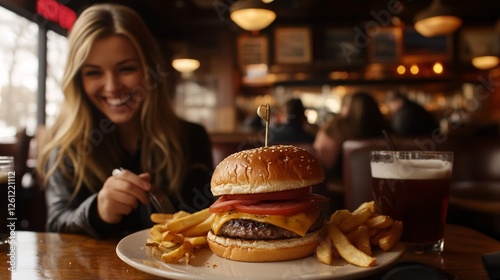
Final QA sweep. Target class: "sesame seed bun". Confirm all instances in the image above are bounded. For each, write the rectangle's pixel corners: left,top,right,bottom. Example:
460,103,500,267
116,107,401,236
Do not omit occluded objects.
210,145,325,196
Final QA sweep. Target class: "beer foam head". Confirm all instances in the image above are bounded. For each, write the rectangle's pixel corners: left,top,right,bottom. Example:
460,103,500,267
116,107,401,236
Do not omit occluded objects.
371,159,452,179
0,172,8,183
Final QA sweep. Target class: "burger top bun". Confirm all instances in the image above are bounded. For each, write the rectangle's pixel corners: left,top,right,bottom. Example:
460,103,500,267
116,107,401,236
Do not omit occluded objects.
211,145,325,196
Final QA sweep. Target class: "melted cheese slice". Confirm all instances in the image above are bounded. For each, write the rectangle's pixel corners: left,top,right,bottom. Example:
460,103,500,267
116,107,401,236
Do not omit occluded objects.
212,207,321,237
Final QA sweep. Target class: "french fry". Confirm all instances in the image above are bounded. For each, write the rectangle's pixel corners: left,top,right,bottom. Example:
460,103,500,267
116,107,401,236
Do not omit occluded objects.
319,201,403,268
149,225,166,242
329,209,352,225
166,208,211,233
150,213,174,224
327,223,376,268
183,214,215,237
365,215,394,230
368,227,379,237
316,237,332,265
145,240,160,247
147,208,214,265
351,226,372,256
158,241,177,251
161,231,185,244
185,236,208,247
151,224,168,233
161,241,194,263
378,221,403,251
173,211,190,219
338,207,373,233
352,201,375,215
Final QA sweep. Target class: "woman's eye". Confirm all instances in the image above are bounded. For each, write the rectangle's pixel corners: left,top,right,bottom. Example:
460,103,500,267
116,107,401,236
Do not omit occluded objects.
120,66,138,73
82,70,101,77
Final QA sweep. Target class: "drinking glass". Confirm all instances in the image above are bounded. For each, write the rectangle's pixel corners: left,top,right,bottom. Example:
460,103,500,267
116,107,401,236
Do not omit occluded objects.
370,151,453,254
0,156,14,238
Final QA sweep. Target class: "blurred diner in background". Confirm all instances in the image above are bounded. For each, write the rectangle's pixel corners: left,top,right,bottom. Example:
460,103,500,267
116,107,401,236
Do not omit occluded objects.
268,97,317,145
385,91,441,136
1,0,500,248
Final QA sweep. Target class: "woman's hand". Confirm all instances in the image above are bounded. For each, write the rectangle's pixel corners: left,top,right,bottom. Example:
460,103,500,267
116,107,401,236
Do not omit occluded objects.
97,169,151,224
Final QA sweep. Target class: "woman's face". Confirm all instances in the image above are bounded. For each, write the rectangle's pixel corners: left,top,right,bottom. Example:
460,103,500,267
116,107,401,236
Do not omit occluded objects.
81,35,145,125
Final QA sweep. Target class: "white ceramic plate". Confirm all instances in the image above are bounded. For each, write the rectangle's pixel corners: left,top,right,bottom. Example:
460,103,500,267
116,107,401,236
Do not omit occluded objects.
116,229,404,280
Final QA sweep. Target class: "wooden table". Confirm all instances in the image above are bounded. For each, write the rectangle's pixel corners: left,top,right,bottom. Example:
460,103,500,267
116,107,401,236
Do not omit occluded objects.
2,224,499,279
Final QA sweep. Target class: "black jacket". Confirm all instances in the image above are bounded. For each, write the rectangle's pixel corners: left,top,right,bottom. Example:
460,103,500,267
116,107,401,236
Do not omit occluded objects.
44,120,214,238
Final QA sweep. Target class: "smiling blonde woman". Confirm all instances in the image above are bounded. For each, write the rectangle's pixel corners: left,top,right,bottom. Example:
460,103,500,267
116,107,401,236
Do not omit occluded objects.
37,3,214,238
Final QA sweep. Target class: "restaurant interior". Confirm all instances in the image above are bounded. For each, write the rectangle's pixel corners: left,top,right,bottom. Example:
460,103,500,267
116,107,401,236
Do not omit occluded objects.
58,0,500,137
2,1,500,279
2,0,500,242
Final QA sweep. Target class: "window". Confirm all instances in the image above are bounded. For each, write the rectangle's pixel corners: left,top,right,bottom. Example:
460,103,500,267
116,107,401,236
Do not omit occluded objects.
0,6,66,138
46,30,67,127
0,7,38,137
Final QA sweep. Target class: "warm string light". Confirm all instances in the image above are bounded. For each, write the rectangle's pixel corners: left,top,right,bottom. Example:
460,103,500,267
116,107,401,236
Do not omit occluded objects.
396,63,445,76
433,62,444,74
396,65,406,75
410,64,420,75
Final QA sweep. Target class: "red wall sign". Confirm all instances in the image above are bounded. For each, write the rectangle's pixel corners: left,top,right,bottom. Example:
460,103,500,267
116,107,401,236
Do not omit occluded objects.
36,0,76,30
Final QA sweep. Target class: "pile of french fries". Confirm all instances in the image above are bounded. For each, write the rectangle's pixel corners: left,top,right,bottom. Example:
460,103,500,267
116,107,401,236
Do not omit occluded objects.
146,208,214,264
316,201,403,268
145,201,401,267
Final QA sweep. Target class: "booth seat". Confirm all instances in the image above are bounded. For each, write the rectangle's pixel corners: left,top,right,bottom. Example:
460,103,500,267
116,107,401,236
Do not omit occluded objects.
342,135,500,239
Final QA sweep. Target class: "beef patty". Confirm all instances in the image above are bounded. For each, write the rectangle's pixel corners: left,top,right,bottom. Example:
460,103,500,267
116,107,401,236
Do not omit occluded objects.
216,213,324,240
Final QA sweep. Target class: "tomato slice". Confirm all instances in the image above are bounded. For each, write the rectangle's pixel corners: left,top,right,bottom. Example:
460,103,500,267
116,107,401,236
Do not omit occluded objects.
233,200,315,216
209,196,259,213
210,191,328,215
226,187,312,201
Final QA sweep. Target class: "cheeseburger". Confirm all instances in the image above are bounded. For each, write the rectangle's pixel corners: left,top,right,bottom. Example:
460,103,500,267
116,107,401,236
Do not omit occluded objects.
207,145,328,262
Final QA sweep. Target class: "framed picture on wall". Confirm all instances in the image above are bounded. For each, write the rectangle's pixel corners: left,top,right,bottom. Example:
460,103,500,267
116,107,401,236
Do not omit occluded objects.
324,27,365,66
369,27,402,63
274,27,312,64
402,27,452,63
237,35,269,66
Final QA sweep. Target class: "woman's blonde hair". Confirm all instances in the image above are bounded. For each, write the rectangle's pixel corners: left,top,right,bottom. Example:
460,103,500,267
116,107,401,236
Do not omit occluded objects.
37,4,186,202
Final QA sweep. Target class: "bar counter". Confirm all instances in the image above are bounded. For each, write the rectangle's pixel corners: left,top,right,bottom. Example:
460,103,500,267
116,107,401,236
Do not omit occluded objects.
2,224,499,279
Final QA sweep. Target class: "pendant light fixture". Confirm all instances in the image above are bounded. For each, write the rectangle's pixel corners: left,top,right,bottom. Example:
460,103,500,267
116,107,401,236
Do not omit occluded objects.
462,27,499,70
172,56,200,73
414,0,462,37
471,56,499,70
230,0,276,32
171,42,200,74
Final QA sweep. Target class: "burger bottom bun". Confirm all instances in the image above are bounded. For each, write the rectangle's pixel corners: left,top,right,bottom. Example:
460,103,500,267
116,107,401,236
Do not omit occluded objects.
207,228,323,262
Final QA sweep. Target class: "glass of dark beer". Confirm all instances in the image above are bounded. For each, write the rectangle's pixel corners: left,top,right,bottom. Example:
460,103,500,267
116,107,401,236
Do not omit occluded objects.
370,151,453,254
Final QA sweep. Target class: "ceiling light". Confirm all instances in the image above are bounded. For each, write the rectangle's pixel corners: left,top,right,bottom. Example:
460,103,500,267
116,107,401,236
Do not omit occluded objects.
172,57,200,73
396,65,406,75
433,62,444,74
472,56,499,70
230,0,276,32
414,0,462,37
410,64,419,75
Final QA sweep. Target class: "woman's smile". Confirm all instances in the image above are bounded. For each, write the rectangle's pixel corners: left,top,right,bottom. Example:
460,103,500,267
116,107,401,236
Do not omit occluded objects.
81,35,145,125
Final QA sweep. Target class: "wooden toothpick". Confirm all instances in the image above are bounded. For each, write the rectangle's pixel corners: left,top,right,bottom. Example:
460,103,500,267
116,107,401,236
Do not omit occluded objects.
257,104,270,147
